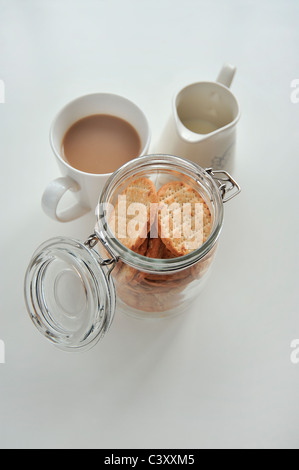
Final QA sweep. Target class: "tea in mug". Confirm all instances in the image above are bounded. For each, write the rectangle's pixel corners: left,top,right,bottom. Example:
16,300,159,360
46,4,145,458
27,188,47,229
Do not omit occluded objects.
62,114,141,174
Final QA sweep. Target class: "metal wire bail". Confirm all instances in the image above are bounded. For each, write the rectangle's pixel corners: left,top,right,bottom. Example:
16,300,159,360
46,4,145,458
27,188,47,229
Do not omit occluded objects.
205,168,241,203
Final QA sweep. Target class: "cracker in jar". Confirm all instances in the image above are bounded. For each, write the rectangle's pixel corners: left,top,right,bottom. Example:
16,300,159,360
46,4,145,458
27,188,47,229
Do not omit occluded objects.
113,237,148,283
157,181,212,257
144,235,177,260
117,283,183,313
145,236,164,259
191,243,217,280
109,177,158,252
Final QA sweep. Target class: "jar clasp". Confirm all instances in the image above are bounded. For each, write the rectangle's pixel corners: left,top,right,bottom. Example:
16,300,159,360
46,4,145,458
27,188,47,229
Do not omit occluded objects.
205,168,241,203
84,232,119,273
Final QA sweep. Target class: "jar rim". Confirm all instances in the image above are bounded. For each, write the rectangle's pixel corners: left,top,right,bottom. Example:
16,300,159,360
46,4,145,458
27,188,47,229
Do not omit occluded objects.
96,154,224,273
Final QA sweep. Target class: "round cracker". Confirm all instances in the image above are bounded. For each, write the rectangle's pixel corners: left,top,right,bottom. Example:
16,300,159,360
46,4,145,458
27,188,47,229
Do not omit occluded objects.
157,181,212,256
109,177,158,251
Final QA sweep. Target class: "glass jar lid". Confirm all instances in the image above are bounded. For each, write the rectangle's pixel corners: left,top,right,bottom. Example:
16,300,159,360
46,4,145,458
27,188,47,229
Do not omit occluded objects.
24,237,116,352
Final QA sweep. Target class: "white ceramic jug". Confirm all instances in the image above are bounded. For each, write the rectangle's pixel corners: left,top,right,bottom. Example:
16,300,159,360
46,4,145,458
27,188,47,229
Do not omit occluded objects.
154,64,240,172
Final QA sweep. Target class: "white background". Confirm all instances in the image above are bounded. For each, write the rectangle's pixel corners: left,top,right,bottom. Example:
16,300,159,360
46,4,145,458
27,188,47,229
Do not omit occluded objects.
0,0,299,449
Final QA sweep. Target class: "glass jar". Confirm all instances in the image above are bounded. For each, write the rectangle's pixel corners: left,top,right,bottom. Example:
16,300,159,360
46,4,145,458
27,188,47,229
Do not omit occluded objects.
24,154,240,352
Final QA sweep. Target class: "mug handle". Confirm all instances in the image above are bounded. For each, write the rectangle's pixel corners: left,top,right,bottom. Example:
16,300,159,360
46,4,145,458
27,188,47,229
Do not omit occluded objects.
41,176,90,222
216,63,236,88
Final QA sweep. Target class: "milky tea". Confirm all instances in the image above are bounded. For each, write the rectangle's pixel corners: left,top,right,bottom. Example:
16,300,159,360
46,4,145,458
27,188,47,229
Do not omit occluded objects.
62,114,141,174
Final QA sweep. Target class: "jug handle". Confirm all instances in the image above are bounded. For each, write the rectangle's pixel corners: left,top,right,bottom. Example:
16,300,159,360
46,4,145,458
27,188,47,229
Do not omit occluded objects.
216,63,236,88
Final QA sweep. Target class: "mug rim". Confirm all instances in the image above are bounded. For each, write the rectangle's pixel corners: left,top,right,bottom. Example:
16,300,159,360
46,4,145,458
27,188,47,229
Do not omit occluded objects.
173,80,240,141
49,92,151,177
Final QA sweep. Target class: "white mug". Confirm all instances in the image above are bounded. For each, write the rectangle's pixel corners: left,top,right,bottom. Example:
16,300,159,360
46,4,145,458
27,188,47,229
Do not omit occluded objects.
42,93,151,222
154,64,240,172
